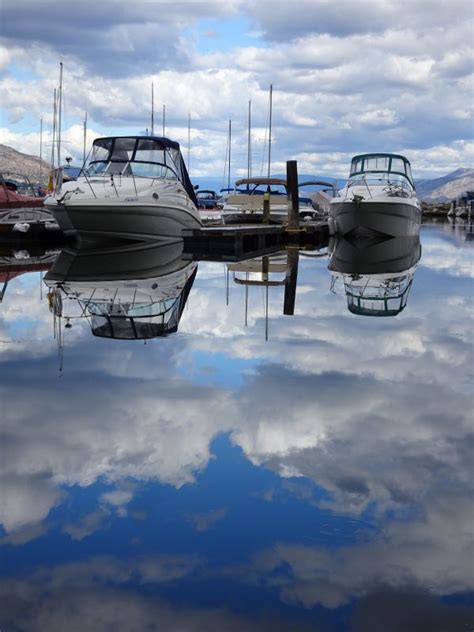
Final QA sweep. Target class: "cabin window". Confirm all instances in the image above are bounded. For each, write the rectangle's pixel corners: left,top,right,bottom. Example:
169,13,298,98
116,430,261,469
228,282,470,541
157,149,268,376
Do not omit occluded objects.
110,138,136,161
364,156,390,172
91,139,112,162
87,161,108,175
135,139,166,164
390,157,406,175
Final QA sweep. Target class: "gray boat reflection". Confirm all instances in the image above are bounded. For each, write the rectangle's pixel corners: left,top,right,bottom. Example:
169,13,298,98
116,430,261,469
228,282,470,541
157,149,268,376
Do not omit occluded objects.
44,240,197,340
328,235,421,316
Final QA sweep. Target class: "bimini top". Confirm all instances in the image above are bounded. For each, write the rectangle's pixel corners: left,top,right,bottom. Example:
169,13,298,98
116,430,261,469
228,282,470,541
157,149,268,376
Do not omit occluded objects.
349,153,414,188
86,135,198,206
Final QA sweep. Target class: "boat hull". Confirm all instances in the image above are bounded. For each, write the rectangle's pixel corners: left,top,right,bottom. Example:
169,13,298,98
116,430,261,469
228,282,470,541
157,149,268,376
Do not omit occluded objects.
329,200,421,237
48,202,202,242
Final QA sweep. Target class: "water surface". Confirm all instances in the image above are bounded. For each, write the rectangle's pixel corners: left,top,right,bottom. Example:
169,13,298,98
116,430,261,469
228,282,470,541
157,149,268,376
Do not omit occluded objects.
0,221,472,631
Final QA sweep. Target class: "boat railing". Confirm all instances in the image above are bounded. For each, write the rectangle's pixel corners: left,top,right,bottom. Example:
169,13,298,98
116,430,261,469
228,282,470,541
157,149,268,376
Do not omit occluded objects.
345,174,415,198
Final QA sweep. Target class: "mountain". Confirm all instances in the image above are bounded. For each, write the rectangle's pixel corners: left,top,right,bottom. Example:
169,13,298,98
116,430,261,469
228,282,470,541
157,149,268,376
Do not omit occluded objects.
1,141,471,201
0,143,50,183
416,168,474,201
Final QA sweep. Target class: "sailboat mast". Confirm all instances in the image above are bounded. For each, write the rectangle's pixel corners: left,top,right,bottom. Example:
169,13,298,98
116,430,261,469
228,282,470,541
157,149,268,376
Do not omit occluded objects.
57,62,63,169
83,112,87,165
151,83,154,135
39,118,43,184
228,119,232,190
187,112,191,171
248,99,252,180
50,88,57,170
267,83,273,178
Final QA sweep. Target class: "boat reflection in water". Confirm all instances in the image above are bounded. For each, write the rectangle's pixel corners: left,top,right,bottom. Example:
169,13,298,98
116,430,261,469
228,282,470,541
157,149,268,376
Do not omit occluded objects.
0,247,59,303
328,234,421,317
225,248,302,339
44,239,197,341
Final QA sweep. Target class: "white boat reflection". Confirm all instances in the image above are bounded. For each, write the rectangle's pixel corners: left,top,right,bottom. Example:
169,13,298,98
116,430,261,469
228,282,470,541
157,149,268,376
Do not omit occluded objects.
44,240,197,340
328,235,421,317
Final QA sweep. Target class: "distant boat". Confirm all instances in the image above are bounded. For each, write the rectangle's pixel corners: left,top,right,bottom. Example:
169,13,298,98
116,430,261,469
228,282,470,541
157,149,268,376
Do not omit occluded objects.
44,135,202,242
220,177,327,225
0,172,45,209
329,153,421,237
328,234,421,317
196,189,219,210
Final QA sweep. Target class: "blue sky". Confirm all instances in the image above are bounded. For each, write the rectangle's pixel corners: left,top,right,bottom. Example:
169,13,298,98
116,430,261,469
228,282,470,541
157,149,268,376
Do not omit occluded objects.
0,0,473,179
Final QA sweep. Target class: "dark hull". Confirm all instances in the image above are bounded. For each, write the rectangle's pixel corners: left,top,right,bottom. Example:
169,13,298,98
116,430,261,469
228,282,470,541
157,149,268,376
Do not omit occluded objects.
329,201,421,237
50,203,202,243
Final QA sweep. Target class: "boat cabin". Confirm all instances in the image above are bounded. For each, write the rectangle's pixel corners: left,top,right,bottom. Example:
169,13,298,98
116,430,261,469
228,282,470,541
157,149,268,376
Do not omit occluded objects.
348,153,415,189
84,136,197,205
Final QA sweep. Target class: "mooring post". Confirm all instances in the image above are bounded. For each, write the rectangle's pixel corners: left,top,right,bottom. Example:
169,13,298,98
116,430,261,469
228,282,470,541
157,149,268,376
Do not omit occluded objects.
286,160,300,231
283,247,299,315
263,191,270,223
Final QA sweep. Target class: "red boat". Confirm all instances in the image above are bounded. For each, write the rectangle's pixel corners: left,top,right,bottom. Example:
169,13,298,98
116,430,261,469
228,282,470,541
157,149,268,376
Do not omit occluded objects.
0,172,44,209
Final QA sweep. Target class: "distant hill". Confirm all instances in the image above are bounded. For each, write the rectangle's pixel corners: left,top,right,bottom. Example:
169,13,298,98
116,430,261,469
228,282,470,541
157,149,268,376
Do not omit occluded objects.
0,143,50,183
416,168,474,201
1,141,471,200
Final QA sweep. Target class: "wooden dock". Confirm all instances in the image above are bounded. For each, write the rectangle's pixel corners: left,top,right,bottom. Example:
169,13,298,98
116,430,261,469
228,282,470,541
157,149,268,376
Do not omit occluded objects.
182,221,329,261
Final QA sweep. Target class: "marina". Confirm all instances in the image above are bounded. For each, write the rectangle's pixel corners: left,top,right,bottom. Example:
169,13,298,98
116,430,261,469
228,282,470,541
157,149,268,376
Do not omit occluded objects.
1,2,473,628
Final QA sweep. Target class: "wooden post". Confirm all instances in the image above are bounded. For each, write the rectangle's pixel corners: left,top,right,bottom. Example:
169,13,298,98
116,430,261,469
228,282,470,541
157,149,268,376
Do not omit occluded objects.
286,160,300,231
283,248,299,315
263,191,270,223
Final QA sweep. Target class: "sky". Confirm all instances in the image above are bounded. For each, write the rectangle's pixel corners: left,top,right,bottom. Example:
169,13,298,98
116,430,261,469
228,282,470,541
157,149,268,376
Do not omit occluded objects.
0,0,473,180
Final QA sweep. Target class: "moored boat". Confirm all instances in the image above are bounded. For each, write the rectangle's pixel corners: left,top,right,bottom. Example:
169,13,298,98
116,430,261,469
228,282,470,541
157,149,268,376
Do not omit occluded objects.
0,172,45,209
329,153,421,237
44,136,202,242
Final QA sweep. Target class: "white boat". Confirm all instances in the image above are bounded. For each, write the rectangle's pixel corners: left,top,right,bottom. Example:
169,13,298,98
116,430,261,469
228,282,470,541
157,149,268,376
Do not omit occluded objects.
44,136,202,242
329,153,421,237
45,239,197,340
328,234,421,317
221,177,322,225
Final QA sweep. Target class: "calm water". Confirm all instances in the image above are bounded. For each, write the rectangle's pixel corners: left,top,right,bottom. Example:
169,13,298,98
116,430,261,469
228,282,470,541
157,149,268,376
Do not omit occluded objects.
0,222,472,631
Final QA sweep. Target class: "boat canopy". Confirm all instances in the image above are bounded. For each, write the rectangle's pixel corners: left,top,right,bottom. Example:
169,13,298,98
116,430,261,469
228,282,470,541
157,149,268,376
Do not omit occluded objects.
235,177,287,187
86,136,198,205
349,153,414,188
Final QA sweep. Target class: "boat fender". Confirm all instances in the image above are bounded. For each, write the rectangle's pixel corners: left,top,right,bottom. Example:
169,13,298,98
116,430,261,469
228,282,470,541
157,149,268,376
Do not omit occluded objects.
328,216,337,236
13,222,30,233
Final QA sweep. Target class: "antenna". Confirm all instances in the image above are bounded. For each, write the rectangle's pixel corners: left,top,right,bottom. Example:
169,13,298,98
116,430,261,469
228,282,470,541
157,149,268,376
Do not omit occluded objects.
162,104,166,137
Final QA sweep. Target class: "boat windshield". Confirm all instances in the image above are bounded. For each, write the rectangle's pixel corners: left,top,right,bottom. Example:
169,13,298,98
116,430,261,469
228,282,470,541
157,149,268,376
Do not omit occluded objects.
86,137,185,182
85,297,181,339
343,273,414,317
349,154,414,187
